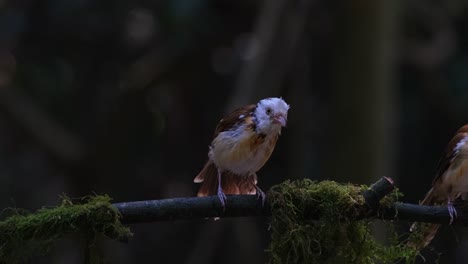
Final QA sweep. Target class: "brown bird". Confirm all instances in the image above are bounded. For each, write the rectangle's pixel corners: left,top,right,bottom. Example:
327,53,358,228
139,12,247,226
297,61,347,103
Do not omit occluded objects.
409,124,468,250
194,97,290,207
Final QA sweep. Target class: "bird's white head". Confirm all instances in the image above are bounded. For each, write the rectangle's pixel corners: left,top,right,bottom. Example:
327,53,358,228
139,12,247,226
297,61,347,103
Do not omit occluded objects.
254,97,290,135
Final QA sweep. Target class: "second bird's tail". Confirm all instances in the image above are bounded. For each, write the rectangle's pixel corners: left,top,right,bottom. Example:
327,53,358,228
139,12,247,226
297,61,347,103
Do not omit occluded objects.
407,188,439,251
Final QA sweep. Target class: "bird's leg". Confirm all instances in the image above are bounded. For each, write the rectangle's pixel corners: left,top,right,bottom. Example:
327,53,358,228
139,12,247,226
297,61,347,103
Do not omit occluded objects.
250,174,266,206
255,186,266,206
217,168,227,210
447,197,458,225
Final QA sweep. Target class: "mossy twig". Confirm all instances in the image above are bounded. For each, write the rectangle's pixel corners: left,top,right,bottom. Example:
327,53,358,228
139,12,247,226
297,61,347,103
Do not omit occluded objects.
267,179,416,264
0,195,132,263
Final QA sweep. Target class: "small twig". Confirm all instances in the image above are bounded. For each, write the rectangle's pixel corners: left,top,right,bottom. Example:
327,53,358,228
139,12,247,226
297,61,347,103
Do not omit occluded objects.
362,176,395,212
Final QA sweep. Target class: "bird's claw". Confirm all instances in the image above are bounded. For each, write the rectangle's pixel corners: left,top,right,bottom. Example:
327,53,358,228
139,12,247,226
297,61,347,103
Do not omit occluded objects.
217,188,227,211
254,186,266,206
448,201,458,225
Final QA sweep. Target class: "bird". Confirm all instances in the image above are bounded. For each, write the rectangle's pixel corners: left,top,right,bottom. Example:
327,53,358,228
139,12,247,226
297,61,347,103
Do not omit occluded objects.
408,124,468,250
193,97,290,208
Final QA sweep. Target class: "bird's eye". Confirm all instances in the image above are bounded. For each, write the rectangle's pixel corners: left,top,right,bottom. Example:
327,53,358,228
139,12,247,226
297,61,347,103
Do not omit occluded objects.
266,108,272,115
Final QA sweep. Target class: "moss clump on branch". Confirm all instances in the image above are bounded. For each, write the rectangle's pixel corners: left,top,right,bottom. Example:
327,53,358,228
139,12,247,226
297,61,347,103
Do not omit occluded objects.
267,179,417,264
0,195,132,263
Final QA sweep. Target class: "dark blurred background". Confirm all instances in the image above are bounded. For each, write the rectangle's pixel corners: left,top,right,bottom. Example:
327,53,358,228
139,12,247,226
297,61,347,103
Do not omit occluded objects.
1,0,468,263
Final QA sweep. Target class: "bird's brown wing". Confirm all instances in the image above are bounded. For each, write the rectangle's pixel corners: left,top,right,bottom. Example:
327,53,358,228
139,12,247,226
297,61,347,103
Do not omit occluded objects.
212,104,256,138
432,124,468,186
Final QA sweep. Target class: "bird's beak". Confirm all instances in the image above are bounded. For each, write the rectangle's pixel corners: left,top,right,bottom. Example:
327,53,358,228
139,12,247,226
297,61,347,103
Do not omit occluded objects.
273,114,287,127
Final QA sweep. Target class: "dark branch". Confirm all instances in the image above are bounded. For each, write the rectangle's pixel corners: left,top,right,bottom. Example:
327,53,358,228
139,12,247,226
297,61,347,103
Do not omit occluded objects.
114,196,268,224
113,177,463,226
362,176,395,211
113,196,465,226
381,203,466,226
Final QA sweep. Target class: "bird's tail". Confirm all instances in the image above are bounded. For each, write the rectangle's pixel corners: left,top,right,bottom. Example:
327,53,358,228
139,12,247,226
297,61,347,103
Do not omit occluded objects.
193,161,257,197
407,187,440,251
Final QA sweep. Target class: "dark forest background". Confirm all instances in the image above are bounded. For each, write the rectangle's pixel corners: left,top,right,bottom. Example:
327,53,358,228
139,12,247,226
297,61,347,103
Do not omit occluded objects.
1,0,468,263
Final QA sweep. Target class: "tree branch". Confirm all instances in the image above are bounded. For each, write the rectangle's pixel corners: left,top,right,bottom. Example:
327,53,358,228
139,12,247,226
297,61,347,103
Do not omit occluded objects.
113,196,464,225
114,196,268,223
380,203,466,225
113,177,465,226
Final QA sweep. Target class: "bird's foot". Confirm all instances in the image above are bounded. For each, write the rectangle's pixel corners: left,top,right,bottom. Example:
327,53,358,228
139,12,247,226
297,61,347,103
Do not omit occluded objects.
448,200,458,225
217,188,227,210
254,186,266,206
216,168,227,211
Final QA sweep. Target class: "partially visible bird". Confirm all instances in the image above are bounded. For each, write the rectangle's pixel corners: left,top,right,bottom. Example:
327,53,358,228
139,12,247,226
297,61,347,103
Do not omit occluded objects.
409,124,468,250
194,97,290,207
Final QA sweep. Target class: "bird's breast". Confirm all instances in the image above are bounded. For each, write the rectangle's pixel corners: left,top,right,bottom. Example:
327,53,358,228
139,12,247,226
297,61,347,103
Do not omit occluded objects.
209,124,278,175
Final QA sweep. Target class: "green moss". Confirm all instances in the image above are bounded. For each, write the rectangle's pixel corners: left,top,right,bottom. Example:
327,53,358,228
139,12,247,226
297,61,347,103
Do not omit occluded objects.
267,179,417,264
0,195,132,263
